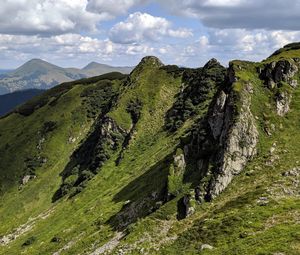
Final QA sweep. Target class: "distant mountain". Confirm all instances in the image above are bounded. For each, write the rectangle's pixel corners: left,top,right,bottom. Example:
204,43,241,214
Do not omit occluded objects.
0,89,45,116
82,62,133,77
0,59,134,95
0,69,13,75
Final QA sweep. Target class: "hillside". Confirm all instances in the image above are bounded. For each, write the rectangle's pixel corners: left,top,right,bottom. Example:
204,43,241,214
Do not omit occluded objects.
0,89,45,117
0,59,133,95
0,44,299,255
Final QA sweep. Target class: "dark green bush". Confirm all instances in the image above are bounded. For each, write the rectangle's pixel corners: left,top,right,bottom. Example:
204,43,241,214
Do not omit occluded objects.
22,236,36,247
165,61,226,131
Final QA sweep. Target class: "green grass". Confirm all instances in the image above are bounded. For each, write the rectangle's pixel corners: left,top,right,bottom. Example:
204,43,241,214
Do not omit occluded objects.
0,53,300,255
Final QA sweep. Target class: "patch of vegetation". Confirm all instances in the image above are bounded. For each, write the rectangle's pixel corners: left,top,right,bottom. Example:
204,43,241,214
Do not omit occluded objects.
14,72,127,116
22,236,36,247
41,121,57,135
165,60,226,131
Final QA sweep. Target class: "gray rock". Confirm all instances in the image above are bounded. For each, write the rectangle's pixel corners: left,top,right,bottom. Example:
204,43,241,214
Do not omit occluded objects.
290,79,298,88
21,175,36,185
173,153,186,171
208,80,258,199
208,90,227,140
282,167,300,177
276,92,292,116
200,244,214,250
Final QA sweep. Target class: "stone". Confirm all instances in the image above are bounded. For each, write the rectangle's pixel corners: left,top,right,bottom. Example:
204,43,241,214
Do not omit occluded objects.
21,175,36,185
269,146,276,155
200,244,214,250
173,153,186,170
276,92,292,116
257,196,269,206
290,79,298,88
282,167,300,177
177,192,195,220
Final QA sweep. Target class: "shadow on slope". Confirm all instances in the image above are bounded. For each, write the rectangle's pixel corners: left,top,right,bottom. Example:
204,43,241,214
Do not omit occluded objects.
107,153,173,231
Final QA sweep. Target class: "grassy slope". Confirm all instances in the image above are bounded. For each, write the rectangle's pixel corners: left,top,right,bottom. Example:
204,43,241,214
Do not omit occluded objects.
0,48,300,255
155,50,300,254
0,63,184,254
88,50,300,255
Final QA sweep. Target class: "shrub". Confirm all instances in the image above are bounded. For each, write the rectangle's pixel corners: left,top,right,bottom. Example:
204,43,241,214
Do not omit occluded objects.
22,236,36,247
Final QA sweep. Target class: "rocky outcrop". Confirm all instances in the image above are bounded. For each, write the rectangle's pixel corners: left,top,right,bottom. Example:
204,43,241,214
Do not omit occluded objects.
276,91,292,116
177,191,195,220
53,116,127,201
173,151,186,171
20,175,36,186
260,60,298,89
206,68,259,199
208,90,227,140
167,149,186,198
260,59,299,116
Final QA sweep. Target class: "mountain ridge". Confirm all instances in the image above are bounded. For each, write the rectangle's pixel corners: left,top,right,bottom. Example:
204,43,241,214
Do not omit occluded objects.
0,59,134,95
0,43,299,254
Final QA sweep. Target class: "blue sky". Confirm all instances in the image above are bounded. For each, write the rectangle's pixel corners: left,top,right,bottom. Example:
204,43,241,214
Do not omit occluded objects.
1,0,300,69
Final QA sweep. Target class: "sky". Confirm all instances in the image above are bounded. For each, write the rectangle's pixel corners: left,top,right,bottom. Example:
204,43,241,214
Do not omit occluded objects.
1,0,300,69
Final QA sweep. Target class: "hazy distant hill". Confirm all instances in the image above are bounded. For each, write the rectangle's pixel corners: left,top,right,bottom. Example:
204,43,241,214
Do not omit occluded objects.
0,89,45,116
0,59,133,95
0,69,13,75
82,62,133,77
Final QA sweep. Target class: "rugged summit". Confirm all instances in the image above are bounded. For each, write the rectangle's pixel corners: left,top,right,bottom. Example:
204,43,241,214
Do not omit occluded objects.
0,44,300,255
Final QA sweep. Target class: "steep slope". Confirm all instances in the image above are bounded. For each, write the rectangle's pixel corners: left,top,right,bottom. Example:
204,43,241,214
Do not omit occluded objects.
0,45,299,255
0,89,45,116
0,59,133,95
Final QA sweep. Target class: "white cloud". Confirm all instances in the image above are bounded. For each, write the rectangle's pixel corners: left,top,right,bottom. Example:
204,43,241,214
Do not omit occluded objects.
0,0,101,36
109,12,193,44
168,28,193,38
159,0,300,31
86,0,147,17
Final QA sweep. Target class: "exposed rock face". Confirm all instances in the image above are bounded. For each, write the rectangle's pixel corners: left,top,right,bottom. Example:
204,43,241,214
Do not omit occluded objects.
52,116,127,201
208,90,227,140
100,116,126,145
206,69,259,199
260,60,298,88
167,149,186,198
276,91,292,116
21,175,36,185
177,192,195,220
173,152,186,171
260,59,299,116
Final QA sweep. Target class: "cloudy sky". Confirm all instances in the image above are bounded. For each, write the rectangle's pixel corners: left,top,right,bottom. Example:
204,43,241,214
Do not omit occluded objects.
1,0,300,68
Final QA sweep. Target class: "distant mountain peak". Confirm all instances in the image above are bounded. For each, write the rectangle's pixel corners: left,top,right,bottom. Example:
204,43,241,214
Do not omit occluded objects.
83,61,106,70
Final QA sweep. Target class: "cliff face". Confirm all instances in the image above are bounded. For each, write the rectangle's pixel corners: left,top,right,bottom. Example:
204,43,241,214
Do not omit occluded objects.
207,67,259,199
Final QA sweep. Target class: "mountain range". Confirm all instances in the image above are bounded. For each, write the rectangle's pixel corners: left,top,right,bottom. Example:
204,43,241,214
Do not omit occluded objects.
0,59,133,95
0,43,299,255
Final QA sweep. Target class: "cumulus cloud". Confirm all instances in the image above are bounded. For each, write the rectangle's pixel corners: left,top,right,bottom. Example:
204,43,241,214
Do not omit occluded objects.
0,0,101,36
160,0,300,30
109,12,193,44
86,0,147,17
0,0,300,68
0,32,161,67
